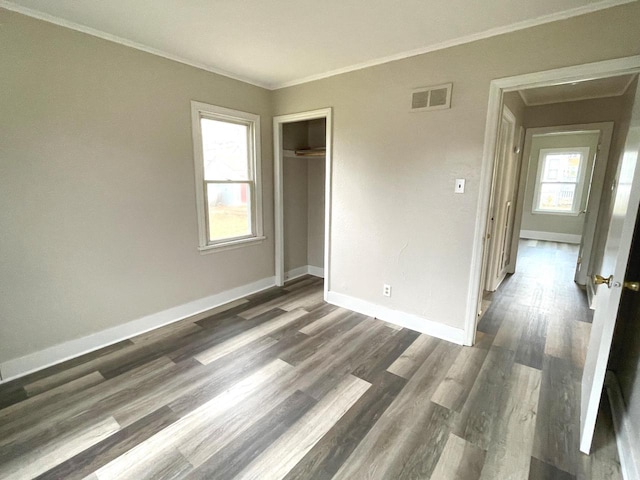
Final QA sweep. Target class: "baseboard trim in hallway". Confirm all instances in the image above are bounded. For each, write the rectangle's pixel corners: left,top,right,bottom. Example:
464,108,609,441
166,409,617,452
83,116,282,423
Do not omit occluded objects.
520,230,582,244
0,275,277,384
326,291,465,345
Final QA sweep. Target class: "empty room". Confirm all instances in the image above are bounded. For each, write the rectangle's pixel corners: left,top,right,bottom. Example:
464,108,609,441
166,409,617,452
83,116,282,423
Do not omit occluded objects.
2,1,640,479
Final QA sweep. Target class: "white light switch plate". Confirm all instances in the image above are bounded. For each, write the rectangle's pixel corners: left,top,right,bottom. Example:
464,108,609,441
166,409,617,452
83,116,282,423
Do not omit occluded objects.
455,178,465,193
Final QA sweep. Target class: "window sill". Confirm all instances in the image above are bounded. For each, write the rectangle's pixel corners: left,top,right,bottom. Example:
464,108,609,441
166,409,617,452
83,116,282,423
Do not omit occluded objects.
532,210,581,217
198,236,266,254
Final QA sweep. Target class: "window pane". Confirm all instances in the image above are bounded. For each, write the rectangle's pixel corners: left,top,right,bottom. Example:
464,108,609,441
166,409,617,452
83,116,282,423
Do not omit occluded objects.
537,183,576,212
206,183,252,241
542,153,581,182
201,118,249,180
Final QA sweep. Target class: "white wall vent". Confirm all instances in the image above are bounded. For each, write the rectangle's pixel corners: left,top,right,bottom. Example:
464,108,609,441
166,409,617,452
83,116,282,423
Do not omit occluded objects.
410,83,452,112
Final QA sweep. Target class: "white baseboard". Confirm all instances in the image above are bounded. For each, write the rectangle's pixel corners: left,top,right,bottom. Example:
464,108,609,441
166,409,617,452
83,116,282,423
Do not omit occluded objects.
307,265,324,278
520,230,582,244
606,372,640,480
326,291,465,345
0,276,276,384
285,265,325,281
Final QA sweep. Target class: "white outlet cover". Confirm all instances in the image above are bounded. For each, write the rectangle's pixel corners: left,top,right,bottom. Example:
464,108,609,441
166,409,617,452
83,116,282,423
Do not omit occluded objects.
455,178,465,193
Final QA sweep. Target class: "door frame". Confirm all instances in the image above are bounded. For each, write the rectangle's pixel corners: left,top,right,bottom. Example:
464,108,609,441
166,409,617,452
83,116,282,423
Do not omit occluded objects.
483,104,517,293
273,108,333,300
508,123,613,292
466,55,640,346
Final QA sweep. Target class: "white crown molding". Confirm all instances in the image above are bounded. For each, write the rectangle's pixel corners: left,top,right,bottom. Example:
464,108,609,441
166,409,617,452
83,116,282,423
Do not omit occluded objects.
519,74,637,106
272,0,636,90
1,0,635,91
0,0,271,89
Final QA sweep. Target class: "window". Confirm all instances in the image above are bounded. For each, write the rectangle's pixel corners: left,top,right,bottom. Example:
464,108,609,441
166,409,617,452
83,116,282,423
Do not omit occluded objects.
532,147,590,215
191,101,263,251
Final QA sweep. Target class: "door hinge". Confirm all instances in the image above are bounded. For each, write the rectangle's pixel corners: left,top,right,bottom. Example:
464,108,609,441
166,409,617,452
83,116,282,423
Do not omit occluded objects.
577,256,582,265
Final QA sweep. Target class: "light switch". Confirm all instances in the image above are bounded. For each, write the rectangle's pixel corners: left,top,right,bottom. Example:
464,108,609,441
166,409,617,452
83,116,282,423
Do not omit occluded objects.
455,178,465,193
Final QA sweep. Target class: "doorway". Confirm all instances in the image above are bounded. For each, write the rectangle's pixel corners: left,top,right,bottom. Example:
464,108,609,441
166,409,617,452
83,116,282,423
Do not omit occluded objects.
510,124,614,299
273,108,332,299
471,57,640,456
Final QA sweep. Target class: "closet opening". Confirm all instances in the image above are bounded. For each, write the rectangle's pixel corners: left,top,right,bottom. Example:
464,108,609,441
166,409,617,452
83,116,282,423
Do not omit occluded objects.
273,109,332,299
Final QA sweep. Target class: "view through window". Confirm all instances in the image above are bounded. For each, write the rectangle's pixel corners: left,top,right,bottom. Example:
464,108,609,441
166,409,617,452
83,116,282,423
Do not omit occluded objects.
191,102,262,249
533,149,586,215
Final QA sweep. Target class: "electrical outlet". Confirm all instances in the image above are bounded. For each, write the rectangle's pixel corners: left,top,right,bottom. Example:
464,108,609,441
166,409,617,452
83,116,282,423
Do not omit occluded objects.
383,284,392,297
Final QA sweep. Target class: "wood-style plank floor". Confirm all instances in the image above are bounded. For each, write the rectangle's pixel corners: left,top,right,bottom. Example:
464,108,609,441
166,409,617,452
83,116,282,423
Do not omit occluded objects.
0,240,622,479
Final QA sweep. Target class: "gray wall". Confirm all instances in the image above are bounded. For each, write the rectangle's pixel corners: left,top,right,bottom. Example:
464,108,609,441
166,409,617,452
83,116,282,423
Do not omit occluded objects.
524,94,634,128
273,2,640,329
520,132,600,236
0,9,274,364
283,157,309,272
307,160,325,269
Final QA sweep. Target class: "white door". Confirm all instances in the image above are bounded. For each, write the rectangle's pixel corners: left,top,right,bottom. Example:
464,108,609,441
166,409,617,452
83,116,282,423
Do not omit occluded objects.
485,106,516,292
574,125,614,286
580,87,640,453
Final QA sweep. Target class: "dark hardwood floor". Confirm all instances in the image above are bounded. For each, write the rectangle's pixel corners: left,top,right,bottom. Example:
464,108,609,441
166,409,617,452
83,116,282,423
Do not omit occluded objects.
0,241,621,479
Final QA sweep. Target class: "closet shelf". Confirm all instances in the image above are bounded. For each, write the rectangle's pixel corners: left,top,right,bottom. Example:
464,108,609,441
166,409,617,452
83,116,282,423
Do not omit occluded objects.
283,147,326,158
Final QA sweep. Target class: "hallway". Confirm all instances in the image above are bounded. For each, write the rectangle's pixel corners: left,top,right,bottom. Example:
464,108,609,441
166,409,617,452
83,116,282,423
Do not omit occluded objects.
479,239,618,478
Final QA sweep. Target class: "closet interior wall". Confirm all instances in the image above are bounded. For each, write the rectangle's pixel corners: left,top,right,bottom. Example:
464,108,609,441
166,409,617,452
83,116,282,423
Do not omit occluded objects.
282,119,326,278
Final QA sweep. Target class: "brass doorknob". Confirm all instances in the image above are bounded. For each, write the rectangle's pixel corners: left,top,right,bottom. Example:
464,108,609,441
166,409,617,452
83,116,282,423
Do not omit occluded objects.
624,281,640,291
594,274,614,287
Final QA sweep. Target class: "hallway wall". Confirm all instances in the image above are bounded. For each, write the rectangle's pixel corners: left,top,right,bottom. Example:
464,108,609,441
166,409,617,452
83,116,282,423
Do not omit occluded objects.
520,131,600,240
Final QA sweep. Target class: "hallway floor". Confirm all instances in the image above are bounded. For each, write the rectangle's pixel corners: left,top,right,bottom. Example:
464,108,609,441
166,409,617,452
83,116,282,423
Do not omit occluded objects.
478,239,619,479
0,241,621,479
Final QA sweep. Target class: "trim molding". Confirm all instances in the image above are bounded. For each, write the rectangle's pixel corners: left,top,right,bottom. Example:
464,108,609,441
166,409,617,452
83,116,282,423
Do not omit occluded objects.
285,265,325,281
520,230,582,244
307,265,325,278
1,0,635,90
0,276,276,384
273,0,636,89
0,1,270,89
606,372,640,480
326,291,465,345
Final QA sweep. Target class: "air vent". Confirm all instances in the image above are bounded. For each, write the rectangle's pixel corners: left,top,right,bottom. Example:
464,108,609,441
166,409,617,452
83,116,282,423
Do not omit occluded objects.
410,83,452,112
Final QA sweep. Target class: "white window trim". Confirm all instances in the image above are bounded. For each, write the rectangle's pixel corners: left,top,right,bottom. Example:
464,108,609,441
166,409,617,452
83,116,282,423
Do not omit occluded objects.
532,146,590,216
190,101,263,252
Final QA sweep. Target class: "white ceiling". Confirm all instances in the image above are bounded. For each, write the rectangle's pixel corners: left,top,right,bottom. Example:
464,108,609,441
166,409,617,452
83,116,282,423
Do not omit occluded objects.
1,0,634,89
520,74,637,106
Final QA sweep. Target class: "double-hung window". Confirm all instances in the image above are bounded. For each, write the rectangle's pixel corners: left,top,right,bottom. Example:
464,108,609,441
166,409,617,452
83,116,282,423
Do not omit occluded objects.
532,147,590,216
191,101,263,251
